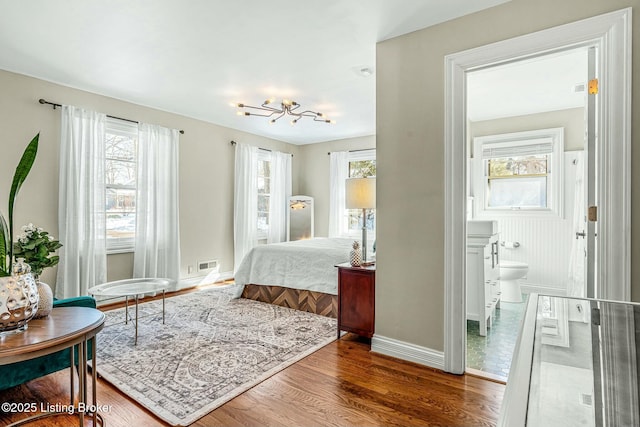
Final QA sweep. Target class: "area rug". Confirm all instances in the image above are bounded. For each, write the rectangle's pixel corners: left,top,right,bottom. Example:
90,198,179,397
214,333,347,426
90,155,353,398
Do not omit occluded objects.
95,285,337,426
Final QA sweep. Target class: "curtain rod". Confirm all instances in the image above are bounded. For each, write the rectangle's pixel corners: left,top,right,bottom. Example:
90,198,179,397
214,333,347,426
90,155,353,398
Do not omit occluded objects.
38,99,185,135
327,148,375,155
230,140,293,157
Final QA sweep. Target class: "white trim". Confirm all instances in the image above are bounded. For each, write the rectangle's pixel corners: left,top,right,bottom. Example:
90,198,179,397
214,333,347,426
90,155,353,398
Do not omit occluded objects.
444,8,632,375
371,334,445,370
178,270,234,290
348,149,376,162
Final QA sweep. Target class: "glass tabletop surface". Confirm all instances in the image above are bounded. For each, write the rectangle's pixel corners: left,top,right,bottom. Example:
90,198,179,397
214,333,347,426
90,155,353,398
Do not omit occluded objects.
527,295,640,427
87,278,173,297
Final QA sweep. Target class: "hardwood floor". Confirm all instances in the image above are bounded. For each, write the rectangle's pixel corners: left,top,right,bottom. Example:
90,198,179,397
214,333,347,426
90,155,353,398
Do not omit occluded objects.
0,332,504,427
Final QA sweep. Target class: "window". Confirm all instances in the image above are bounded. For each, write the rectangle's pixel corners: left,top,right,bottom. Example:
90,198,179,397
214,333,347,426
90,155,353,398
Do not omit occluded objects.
473,128,563,217
257,151,271,239
487,154,548,208
347,150,376,236
105,118,138,252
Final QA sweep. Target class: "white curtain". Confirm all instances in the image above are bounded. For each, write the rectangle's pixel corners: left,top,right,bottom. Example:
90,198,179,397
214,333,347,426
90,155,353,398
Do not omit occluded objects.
133,123,181,283
56,105,107,298
268,151,292,244
328,151,349,237
234,144,259,273
567,152,586,297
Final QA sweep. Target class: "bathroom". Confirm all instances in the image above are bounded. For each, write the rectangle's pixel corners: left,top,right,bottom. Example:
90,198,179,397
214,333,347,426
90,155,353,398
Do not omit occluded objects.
464,47,589,380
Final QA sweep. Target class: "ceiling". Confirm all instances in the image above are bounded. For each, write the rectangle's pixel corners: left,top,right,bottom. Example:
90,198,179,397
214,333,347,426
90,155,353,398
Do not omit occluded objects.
467,47,589,122
0,0,510,145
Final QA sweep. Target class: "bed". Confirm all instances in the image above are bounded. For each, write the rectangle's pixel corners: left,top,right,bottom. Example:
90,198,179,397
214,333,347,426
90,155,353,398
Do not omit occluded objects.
234,237,354,317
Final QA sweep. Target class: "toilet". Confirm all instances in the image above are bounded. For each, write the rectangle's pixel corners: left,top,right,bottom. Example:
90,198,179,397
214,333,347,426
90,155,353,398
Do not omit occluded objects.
499,260,529,303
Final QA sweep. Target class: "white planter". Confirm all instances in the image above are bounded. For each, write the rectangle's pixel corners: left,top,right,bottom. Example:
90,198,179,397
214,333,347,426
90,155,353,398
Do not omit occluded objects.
0,273,39,335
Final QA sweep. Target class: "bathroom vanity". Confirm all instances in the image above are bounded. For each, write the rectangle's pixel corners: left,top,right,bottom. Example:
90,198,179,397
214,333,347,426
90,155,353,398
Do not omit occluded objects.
466,220,501,336
499,294,640,427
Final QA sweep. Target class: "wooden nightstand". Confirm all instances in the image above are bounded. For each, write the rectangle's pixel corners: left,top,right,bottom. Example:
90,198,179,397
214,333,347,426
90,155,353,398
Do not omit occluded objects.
336,262,375,339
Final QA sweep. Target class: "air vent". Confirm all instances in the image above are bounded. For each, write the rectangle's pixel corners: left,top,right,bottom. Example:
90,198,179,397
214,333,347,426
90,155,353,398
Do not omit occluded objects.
198,259,218,271
580,393,593,406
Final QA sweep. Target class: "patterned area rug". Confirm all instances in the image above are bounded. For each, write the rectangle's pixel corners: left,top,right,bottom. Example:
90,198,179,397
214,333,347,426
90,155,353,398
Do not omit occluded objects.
96,285,337,426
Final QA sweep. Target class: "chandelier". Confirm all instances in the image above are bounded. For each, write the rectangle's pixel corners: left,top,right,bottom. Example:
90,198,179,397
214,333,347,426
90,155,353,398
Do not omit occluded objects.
233,99,335,125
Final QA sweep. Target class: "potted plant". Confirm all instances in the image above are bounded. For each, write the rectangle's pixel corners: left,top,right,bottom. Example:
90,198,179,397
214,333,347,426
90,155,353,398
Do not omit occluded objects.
13,224,62,278
0,133,40,334
13,223,61,317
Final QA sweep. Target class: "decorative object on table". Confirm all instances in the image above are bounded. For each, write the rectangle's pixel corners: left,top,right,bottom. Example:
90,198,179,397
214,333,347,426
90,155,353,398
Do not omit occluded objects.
96,285,337,426
33,276,53,317
345,177,376,265
13,223,62,318
350,240,362,267
0,134,40,335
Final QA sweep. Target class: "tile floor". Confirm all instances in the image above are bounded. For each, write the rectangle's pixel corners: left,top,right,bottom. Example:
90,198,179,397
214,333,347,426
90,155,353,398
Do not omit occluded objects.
466,294,528,380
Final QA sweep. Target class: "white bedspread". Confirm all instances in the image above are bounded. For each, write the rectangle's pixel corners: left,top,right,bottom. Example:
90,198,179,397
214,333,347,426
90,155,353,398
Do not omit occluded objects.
233,237,353,296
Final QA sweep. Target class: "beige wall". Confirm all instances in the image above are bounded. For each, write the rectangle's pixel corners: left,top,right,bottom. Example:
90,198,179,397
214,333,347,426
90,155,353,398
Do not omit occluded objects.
376,0,640,352
0,69,300,293
297,135,376,237
469,107,585,154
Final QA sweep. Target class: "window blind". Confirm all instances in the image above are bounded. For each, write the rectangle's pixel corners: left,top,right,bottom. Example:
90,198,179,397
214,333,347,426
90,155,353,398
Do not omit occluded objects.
481,137,553,159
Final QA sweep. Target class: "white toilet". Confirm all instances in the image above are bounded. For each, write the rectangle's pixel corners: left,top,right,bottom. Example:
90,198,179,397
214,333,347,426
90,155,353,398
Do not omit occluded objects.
499,260,528,303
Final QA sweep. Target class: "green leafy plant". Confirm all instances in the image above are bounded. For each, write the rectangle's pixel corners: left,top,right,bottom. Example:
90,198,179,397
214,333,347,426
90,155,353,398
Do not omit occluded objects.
0,134,39,277
13,223,62,277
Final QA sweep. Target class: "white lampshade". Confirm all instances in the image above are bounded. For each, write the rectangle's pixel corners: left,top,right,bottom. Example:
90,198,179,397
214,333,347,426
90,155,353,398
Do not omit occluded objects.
345,177,376,209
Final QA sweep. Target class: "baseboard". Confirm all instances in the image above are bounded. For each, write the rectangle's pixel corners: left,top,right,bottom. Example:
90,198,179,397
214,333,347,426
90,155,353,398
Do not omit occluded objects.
178,270,234,290
371,334,445,371
94,271,235,306
520,283,566,297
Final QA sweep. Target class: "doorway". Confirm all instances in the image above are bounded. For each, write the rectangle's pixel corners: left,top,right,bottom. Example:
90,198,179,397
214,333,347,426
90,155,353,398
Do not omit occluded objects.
464,47,590,380
443,8,631,376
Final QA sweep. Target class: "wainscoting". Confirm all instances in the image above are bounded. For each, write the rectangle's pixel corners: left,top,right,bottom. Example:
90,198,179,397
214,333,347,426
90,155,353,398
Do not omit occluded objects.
481,152,582,294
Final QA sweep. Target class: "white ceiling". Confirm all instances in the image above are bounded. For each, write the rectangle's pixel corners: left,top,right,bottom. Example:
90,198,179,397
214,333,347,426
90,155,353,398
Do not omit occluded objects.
467,48,589,122
0,0,510,145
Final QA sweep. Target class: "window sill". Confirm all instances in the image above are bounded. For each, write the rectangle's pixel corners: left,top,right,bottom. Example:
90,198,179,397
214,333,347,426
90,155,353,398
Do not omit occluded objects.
475,210,561,219
107,247,134,255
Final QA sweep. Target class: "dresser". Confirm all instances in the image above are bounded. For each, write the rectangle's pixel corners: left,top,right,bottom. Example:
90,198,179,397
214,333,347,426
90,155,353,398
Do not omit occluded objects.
466,220,500,336
336,263,375,338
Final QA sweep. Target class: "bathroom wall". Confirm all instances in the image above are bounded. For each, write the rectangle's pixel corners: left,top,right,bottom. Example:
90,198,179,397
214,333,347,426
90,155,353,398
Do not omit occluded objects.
469,108,585,294
496,152,582,293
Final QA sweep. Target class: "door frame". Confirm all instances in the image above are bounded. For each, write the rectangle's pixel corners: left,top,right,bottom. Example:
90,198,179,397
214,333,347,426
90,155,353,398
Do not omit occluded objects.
443,8,632,374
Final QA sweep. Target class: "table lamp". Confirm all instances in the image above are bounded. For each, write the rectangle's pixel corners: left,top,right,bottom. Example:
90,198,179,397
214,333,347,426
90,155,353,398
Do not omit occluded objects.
345,177,376,264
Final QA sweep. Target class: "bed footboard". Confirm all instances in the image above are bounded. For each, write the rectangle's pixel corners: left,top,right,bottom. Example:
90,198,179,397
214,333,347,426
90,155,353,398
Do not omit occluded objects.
241,284,337,318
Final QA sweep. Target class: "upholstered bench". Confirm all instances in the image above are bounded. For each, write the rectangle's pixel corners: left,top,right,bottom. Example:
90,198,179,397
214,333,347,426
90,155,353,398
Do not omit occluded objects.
0,296,97,391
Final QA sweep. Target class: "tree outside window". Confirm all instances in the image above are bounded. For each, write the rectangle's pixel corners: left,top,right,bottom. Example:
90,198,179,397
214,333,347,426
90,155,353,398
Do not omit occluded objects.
487,154,548,209
348,158,376,233
257,153,271,238
105,119,138,251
